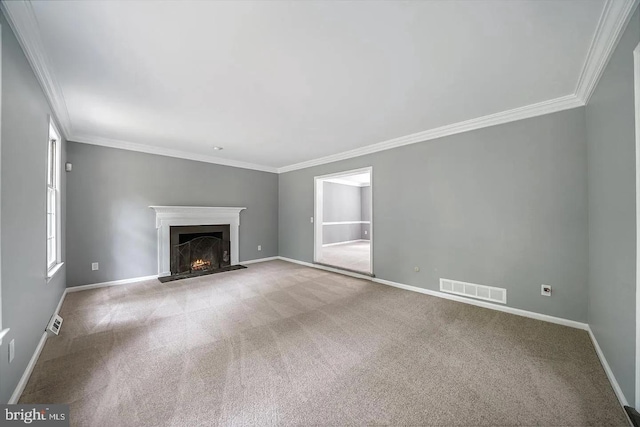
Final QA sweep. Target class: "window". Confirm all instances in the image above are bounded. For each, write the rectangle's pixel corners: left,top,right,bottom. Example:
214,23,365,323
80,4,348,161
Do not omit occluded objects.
47,120,62,277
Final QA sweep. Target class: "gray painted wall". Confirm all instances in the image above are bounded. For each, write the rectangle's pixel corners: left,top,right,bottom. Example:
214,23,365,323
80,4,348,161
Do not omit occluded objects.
323,224,363,245
0,14,67,403
323,182,363,244
66,142,278,287
585,9,639,405
323,182,361,222
361,186,371,240
280,107,589,322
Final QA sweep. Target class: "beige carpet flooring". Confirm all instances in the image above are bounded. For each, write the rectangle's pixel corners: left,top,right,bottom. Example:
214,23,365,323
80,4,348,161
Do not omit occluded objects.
319,241,371,274
20,260,627,426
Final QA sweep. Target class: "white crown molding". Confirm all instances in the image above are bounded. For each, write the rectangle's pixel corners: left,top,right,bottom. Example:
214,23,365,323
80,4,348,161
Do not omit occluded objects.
72,134,278,173
0,0,72,139
575,0,639,105
3,0,637,174
277,94,584,173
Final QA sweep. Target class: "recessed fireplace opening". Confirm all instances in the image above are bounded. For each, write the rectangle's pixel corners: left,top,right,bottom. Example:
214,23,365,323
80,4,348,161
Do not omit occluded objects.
159,224,244,282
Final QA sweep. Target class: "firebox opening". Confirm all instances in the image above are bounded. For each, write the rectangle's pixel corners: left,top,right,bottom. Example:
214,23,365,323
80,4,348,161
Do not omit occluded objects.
169,224,232,278
179,231,223,245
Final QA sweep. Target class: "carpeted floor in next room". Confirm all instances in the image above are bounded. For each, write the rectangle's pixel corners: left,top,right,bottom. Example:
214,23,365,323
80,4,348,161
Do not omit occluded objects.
20,260,627,426
319,240,371,274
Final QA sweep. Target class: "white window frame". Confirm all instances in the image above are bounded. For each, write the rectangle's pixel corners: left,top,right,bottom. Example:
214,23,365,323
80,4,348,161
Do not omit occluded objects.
0,22,8,345
46,118,63,280
634,40,640,410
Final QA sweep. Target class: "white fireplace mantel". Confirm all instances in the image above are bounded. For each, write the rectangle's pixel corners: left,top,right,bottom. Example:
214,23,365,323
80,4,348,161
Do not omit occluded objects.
149,206,246,276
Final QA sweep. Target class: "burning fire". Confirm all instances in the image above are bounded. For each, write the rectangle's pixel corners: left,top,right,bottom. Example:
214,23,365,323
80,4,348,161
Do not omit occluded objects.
191,259,211,271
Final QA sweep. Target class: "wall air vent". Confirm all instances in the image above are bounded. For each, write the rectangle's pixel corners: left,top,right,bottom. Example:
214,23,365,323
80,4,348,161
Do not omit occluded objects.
439,278,507,304
46,314,63,336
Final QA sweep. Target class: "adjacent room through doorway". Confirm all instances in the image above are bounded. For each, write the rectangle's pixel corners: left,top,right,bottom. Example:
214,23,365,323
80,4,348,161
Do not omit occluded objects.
314,168,373,275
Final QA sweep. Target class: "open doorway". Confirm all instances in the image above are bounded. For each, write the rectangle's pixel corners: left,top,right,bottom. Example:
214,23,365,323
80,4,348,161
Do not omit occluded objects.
314,167,373,275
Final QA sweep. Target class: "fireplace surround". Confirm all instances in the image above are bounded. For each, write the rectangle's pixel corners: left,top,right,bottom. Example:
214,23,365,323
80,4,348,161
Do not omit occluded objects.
150,206,246,277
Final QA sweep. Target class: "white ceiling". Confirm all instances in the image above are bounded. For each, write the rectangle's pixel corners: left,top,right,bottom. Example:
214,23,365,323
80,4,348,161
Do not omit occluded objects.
4,1,637,172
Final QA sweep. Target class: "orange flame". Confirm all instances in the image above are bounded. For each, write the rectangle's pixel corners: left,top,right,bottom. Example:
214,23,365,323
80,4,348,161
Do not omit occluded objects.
191,259,211,270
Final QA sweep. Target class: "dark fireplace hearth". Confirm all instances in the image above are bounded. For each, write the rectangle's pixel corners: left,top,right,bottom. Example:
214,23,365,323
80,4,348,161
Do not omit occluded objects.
158,224,245,282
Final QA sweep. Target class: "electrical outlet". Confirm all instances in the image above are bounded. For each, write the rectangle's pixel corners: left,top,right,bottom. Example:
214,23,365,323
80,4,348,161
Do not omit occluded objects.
258,245,262,251
9,339,15,363
310,217,314,223
541,284,552,296
414,267,420,272
364,230,368,235
92,262,99,271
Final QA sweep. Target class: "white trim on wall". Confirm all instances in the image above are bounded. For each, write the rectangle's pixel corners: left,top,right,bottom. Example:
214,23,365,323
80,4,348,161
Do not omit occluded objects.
66,275,158,293
0,21,5,347
9,332,47,404
576,0,640,104
0,0,71,139
314,167,373,275
149,206,246,276
73,134,278,174
634,39,640,410
9,289,66,404
240,256,279,265
8,258,623,406
588,327,630,409
278,95,584,173
277,256,588,329
313,177,324,265
2,1,637,175
279,256,375,280
274,256,636,415
322,239,368,247
323,221,370,225
374,276,587,330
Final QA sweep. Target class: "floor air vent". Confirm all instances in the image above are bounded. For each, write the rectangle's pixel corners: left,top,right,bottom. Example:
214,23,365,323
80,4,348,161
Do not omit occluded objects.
46,314,63,336
440,278,507,304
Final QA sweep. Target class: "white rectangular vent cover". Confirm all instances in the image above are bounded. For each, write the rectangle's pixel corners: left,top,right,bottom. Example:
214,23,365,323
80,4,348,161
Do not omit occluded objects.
47,314,63,336
440,278,507,304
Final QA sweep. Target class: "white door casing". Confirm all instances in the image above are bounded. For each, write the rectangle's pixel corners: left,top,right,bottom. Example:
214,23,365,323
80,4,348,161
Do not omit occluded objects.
313,167,373,275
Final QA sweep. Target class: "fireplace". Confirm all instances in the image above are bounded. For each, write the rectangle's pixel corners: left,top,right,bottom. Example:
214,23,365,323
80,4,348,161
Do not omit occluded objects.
150,206,246,278
170,225,231,275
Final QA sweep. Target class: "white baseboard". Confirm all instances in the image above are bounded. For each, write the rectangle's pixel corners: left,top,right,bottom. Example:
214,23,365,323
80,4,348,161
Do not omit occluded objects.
53,288,66,318
277,256,374,280
66,274,158,293
587,327,630,409
322,239,368,247
278,258,633,412
276,257,588,330
241,256,279,265
5,258,618,411
9,287,68,404
373,277,589,331
9,331,48,404
9,273,157,403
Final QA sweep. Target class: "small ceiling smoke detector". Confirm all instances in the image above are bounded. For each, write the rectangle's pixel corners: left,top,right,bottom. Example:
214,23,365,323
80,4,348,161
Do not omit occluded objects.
213,146,223,151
